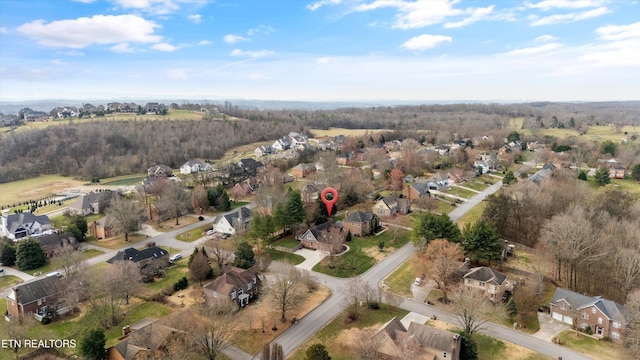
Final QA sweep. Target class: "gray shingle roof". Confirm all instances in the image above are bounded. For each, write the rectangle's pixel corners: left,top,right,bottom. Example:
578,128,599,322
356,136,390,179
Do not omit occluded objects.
106,246,168,264
551,288,625,322
12,276,62,305
4,212,51,233
218,206,253,228
464,266,508,286
345,210,376,223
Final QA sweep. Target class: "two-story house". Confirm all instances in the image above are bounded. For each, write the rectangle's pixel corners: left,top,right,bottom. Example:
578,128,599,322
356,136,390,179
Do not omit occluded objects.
343,210,379,237
68,191,115,216
37,232,78,258
291,163,315,179
0,210,52,241
550,288,626,343
297,222,345,252
373,195,410,217
204,266,263,308
463,267,511,302
211,206,253,235
6,276,68,322
179,160,206,175
106,246,170,275
402,182,431,201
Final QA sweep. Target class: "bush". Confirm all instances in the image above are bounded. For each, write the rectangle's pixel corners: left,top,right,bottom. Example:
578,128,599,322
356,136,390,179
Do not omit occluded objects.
162,285,176,296
368,302,380,310
41,316,51,325
174,276,189,291
198,216,204,221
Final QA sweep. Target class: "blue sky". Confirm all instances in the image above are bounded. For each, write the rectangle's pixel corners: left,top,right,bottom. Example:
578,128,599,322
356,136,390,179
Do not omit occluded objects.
0,0,638,102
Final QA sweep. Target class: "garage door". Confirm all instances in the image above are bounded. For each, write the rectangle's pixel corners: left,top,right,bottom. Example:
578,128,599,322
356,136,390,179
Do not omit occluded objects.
563,315,573,325
552,312,563,321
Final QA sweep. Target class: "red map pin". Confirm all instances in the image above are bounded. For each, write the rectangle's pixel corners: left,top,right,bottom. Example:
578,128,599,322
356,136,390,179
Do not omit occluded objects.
321,187,338,216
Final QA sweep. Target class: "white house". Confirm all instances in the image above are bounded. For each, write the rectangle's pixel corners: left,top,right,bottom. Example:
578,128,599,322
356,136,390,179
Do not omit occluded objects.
211,207,253,235
179,160,210,175
474,161,490,174
0,210,52,241
272,137,291,152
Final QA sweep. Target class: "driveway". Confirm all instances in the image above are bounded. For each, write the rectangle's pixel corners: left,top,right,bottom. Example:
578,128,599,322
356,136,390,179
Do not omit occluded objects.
411,278,435,303
533,312,570,342
294,248,327,271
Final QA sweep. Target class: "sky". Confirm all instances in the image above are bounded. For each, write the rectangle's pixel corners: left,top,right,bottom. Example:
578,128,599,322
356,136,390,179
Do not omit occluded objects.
0,0,639,102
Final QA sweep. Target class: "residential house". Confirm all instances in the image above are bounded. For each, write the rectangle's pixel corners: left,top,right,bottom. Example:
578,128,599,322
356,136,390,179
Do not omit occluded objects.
474,161,490,174
373,195,410,217
598,158,626,179
425,172,450,191
272,137,291,152
23,111,48,122
179,160,207,175
147,164,173,178
336,153,353,165
0,210,52,241
211,206,253,235
254,145,273,157
108,320,189,360
317,139,334,151
6,276,69,322
236,158,265,176
301,183,322,203
106,246,170,275
447,168,467,184
529,163,556,185
68,191,114,216
204,265,263,308
230,182,255,198
144,102,165,114
463,267,511,302
291,163,315,179
433,145,451,156
297,221,345,252
402,182,430,201
527,141,546,152
90,215,117,239
37,232,78,258
343,210,379,237
550,288,626,342
373,317,461,360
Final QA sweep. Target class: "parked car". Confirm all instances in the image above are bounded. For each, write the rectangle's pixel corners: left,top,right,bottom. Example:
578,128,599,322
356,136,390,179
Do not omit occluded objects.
413,277,422,286
206,229,215,236
170,254,183,262
0,267,4,273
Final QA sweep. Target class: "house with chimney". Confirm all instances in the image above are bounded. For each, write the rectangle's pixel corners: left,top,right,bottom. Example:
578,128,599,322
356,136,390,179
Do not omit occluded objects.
5,276,69,322
373,195,410,217
204,265,263,308
343,210,379,237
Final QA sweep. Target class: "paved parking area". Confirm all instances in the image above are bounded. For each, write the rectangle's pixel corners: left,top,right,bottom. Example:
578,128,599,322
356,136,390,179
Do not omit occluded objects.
294,248,327,271
533,312,569,341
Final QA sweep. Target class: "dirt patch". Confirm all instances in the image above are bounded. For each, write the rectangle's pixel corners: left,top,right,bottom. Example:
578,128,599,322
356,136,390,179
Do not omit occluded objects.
166,287,201,307
363,246,391,262
152,215,200,232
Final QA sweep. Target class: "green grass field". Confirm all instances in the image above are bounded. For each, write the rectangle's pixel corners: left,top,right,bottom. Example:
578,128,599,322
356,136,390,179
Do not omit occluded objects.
0,275,22,288
383,260,415,297
0,175,85,207
456,201,487,229
446,186,477,199
267,248,305,265
272,234,301,248
100,174,146,186
146,262,189,291
555,330,627,360
176,226,208,242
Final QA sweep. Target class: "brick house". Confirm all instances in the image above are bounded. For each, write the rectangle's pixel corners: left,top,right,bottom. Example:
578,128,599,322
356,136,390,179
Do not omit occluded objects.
374,317,461,360
463,267,512,302
301,183,322,203
106,246,170,275
37,232,78,258
373,195,410,217
297,222,345,252
204,265,263,308
6,276,68,322
550,288,626,343
402,182,430,202
90,215,117,239
291,163,315,179
343,210,379,237
108,320,188,360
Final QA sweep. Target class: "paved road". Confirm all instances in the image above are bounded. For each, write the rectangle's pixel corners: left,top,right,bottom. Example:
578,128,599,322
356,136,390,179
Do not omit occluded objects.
448,180,502,221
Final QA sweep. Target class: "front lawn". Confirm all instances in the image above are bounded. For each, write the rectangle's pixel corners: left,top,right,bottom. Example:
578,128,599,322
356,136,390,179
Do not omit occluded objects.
446,186,477,199
289,304,409,360
146,262,189,292
555,331,628,360
176,225,208,242
0,274,22,288
87,233,149,250
462,180,489,192
383,258,415,297
271,234,300,249
312,229,409,278
455,201,487,229
267,248,305,265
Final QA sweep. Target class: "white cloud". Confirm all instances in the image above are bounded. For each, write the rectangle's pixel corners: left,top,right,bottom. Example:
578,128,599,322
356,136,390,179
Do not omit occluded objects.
0,27,8,34
223,34,249,43
307,0,342,11
166,68,187,79
151,42,178,51
506,42,562,55
188,14,202,23
400,34,452,51
444,5,494,28
535,34,558,42
230,49,274,58
247,25,274,36
198,40,212,45
530,6,610,26
596,21,640,41
526,0,605,11
50,59,67,65
73,0,96,3
110,43,136,53
17,15,162,48
112,0,206,15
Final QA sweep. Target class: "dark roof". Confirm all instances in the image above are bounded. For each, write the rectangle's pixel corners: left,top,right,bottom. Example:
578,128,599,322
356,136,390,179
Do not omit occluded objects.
4,212,51,233
37,232,77,248
551,288,625,322
12,276,62,305
106,246,168,264
464,266,508,286
96,214,117,228
237,158,264,169
410,182,430,195
406,322,459,353
204,265,261,295
216,206,253,229
302,221,343,242
345,210,376,223
69,191,114,211
376,316,406,341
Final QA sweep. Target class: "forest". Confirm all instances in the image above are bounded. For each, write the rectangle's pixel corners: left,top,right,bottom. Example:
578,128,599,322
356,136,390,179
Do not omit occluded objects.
1,101,639,183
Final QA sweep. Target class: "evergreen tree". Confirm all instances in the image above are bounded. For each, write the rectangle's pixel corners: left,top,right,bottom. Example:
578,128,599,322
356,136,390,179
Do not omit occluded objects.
233,242,255,269
345,230,352,242
507,297,517,316
16,238,46,270
456,331,478,360
80,328,107,360
0,243,17,266
306,343,331,360
461,221,503,265
578,170,587,181
594,167,611,186
215,185,231,211
412,212,461,246
600,140,617,156
632,163,640,181
286,189,305,225
502,171,516,185
507,131,520,142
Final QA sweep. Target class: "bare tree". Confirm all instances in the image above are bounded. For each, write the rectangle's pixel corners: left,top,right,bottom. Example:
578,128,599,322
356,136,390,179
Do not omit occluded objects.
50,244,85,277
106,196,145,242
86,260,143,326
5,318,33,359
343,276,365,317
625,289,640,358
188,302,238,360
268,263,306,322
319,225,345,269
424,239,464,301
450,285,506,334
158,181,192,225
352,328,383,360
189,251,212,285
207,239,231,270
191,185,208,214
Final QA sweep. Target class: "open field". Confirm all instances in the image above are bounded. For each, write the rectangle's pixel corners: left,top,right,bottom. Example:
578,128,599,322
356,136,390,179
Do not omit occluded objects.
0,175,85,207
310,127,386,137
518,124,640,143
100,174,146,186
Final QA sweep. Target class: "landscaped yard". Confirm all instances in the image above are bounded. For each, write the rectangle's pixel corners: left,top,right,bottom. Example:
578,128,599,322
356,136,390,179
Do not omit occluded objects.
555,330,628,360
0,175,85,208
312,229,409,278
152,214,201,232
0,274,22,288
289,304,409,360
383,258,416,297
146,262,189,292
87,233,149,250
176,225,208,242
266,248,305,265
271,234,300,249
